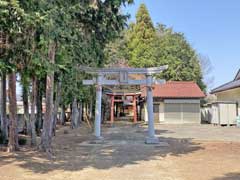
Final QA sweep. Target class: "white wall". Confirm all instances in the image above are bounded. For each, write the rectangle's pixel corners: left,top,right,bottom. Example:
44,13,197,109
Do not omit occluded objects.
143,99,200,123
159,102,164,122
215,88,240,115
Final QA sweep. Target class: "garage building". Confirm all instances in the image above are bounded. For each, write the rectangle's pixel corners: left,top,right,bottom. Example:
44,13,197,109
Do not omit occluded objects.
142,81,205,124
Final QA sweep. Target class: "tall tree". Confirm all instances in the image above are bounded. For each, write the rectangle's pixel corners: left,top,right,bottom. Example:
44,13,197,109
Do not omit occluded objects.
21,74,31,135
0,0,25,151
40,41,56,153
1,0,133,153
17,0,40,139
8,72,19,151
154,24,205,90
36,78,44,134
52,80,62,135
59,0,134,131
30,76,37,145
106,3,206,90
127,3,157,67
0,73,7,143
104,31,129,67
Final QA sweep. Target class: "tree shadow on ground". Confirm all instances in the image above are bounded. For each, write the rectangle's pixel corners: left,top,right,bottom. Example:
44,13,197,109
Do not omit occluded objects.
0,123,204,174
212,173,240,180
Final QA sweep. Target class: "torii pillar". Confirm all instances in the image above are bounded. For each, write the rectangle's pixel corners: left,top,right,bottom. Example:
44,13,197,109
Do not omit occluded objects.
94,74,103,139
145,74,159,144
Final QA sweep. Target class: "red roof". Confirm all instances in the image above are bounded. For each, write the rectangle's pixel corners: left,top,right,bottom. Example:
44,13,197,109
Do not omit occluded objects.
142,81,205,98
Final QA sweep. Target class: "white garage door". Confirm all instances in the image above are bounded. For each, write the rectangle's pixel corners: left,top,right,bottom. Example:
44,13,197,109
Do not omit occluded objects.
153,104,160,123
164,103,182,123
182,104,200,123
164,100,200,124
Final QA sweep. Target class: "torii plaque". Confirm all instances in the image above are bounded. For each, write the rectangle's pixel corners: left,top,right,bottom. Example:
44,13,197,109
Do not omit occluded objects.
81,65,168,144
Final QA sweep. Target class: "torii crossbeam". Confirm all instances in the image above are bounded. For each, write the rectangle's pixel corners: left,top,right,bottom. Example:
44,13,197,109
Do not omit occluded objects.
81,65,168,144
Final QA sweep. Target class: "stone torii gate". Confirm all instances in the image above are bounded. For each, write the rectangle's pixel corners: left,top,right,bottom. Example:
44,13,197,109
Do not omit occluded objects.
82,65,168,144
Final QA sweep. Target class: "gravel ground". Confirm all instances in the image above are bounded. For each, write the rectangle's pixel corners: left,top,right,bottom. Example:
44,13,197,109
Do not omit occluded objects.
0,122,240,180
155,123,240,142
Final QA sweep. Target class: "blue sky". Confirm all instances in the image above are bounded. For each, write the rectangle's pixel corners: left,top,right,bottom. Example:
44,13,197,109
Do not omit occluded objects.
123,0,240,89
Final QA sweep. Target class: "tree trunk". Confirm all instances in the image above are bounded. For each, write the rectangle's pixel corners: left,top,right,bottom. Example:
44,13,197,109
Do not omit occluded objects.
40,41,56,154
52,81,61,136
89,99,93,121
0,73,7,143
60,104,66,125
71,98,79,129
22,84,31,135
83,103,86,121
36,79,43,134
0,75,2,135
78,102,83,125
8,72,19,152
30,76,37,146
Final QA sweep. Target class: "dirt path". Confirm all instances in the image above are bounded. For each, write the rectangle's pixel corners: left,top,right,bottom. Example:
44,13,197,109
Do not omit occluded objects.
0,122,240,180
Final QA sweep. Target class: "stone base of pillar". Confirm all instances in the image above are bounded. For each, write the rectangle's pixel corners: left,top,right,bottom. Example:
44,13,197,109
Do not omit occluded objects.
132,123,139,128
145,136,159,144
90,136,104,144
155,141,170,147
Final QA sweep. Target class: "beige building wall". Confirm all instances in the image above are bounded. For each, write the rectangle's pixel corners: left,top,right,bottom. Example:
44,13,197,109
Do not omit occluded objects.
143,102,164,123
215,88,240,115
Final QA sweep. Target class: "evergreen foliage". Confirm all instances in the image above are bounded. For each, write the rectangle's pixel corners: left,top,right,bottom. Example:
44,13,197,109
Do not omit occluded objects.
127,4,156,67
0,0,134,152
105,3,206,90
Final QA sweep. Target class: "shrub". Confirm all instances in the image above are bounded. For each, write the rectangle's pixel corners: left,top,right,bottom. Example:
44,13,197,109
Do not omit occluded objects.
18,137,27,145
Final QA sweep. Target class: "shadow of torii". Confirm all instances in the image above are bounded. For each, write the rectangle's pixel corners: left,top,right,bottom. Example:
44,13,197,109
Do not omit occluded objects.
212,173,240,180
0,123,203,174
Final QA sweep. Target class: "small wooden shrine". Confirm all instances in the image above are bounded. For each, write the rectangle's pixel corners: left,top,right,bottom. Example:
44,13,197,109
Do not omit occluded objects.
105,90,142,123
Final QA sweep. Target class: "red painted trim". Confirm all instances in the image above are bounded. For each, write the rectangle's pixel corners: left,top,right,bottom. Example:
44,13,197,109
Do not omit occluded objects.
133,95,137,123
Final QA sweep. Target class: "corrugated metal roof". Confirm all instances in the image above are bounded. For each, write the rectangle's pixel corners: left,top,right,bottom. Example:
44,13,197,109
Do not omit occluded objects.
234,69,240,80
211,79,240,94
211,68,240,94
